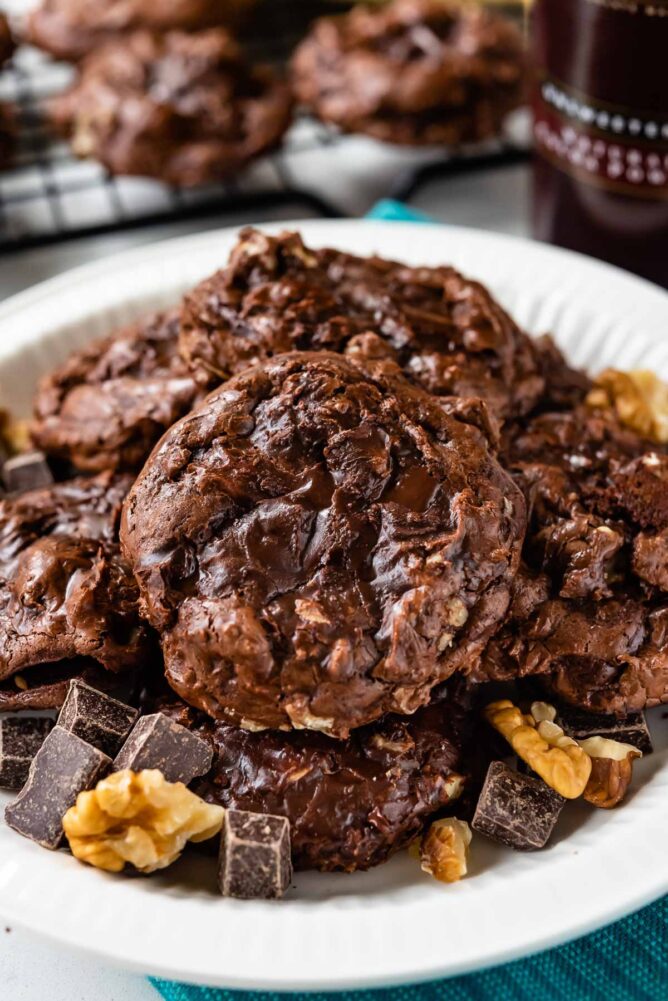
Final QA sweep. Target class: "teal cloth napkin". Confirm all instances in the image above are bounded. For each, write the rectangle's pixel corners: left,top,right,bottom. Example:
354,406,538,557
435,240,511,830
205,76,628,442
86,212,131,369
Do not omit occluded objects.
364,199,434,223
150,200,667,1000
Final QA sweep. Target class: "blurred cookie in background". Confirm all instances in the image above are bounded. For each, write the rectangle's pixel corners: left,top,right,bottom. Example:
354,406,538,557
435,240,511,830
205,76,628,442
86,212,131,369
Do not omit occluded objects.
25,0,256,62
0,9,15,66
292,0,527,145
47,28,293,186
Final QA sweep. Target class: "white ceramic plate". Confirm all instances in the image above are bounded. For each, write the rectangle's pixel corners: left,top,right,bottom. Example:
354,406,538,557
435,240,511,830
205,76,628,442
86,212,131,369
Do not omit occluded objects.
0,221,666,991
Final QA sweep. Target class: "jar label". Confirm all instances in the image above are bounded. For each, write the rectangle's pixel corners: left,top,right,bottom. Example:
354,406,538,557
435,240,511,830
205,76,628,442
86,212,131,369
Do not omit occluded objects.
534,78,668,199
583,0,668,13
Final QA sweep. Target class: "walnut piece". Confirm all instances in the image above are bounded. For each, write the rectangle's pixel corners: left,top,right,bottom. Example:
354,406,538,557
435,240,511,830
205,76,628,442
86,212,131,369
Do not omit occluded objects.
529,701,557,724
484,700,592,799
579,736,642,809
63,769,224,873
420,818,472,883
587,369,668,443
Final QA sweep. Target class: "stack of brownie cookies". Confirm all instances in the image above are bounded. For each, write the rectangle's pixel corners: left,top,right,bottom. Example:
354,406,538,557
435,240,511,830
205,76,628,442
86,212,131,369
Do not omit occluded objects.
25,0,256,61
13,226,664,873
12,0,527,187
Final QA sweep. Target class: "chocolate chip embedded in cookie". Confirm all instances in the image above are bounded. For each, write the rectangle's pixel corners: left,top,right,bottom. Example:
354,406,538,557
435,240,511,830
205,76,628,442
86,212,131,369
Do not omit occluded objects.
291,0,526,146
163,689,471,872
31,309,201,473
0,471,153,682
180,228,546,422
26,0,253,62
122,352,526,737
48,29,292,187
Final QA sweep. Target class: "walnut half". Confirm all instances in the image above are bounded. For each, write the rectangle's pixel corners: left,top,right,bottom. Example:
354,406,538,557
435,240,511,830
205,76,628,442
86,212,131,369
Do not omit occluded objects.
63,769,224,873
484,700,592,799
579,736,642,809
420,817,472,883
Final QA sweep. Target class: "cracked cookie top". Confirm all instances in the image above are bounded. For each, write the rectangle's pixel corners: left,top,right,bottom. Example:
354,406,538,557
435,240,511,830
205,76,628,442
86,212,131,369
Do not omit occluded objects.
122,351,525,737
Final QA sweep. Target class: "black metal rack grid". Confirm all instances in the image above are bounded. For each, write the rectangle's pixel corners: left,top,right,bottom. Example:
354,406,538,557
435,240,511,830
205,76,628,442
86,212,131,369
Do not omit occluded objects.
0,1,530,255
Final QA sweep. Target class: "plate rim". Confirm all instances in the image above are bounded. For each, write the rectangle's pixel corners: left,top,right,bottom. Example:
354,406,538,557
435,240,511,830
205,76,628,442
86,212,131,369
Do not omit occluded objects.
0,218,666,991
1,218,667,330
0,873,665,991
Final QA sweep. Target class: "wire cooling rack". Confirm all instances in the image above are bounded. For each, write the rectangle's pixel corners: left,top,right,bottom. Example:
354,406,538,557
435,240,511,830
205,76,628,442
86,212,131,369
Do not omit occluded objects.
0,0,530,255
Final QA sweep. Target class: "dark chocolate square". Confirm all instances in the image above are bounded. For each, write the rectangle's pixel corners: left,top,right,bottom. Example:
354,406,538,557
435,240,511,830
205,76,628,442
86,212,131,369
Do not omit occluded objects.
472,760,565,851
5,725,111,849
113,713,212,784
57,679,138,757
219,809,292,899
556,707,653,754
0,717,53,789
3,451,53,494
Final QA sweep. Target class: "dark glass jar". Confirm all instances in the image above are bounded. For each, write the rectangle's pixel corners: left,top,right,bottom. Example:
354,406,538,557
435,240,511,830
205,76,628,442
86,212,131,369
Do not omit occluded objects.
532,0,668,287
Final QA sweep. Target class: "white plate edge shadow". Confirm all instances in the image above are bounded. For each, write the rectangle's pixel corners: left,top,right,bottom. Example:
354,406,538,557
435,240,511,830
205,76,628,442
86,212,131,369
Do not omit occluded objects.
0,220,665,990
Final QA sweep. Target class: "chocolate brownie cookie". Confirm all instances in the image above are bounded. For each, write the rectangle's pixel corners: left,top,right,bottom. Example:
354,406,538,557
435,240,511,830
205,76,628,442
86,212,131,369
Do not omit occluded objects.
122,352,525,737
291,0,526,145
48,29,292,186
0,471,153,682
163,687,472,871
26,0,252,62
31,309,201,473
180,228,546,422
0,11,14,66
479,406,668,714
0,657,144,711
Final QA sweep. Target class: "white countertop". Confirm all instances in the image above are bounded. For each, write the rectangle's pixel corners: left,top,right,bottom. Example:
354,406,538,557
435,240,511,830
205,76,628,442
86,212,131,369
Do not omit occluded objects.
1,160,530,998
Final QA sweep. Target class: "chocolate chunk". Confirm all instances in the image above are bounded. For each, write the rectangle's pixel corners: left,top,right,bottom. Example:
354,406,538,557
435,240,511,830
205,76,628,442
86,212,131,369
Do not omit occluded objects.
557,706,653,754
2,451,53,494
219,809,292,899
5,725,111,848
57,679,139,757
113,713,212,784
0,718,54,789
472,761,564,851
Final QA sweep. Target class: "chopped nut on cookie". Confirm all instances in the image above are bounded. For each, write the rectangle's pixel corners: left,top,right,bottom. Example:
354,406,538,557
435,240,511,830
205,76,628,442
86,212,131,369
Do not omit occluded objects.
63,769,224,873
